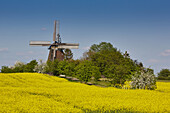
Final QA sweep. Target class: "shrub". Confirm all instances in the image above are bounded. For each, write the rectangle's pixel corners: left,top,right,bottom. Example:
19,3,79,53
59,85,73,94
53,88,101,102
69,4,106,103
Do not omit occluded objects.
157,69,170,80
44,60,60,75
75,60,101,83
13,61,25,72
130,70,157,90
34,60,47,73
24,60,38,72
157,76,170,80
60,60,77,77
1,66,14,73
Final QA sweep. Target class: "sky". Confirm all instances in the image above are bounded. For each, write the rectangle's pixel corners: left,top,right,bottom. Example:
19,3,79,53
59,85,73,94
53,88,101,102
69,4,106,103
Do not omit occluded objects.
0,0,170,75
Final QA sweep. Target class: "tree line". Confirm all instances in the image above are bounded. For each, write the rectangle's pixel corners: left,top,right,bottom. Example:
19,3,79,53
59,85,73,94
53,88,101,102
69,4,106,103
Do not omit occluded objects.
1,60,38,73
1,42,157,89
157,69,170,80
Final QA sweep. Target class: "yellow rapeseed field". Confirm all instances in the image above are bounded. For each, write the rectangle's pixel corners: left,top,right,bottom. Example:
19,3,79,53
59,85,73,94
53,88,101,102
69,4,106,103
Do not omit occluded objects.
0,73,169,112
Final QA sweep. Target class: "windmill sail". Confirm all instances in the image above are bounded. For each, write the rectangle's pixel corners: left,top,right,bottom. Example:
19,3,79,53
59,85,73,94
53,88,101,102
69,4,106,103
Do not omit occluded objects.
53,20,56,41
57,43,79,49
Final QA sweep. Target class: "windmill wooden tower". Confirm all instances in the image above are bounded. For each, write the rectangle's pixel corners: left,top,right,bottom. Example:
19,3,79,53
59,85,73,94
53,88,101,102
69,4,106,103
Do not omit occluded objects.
29,20,79,61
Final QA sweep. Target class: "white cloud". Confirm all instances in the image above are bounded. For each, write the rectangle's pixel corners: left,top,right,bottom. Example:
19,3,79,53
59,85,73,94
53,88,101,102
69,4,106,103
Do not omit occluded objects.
160,49,170,56
0,48,8,52
41,27,47,31
148,59,159,63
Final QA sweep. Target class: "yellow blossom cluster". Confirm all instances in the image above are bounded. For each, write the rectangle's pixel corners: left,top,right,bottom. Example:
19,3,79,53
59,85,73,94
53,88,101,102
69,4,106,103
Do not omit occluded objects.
0,73,169,112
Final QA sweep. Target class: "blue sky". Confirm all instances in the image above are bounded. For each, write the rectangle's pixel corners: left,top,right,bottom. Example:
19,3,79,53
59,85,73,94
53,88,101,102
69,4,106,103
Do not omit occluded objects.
0,0,170,74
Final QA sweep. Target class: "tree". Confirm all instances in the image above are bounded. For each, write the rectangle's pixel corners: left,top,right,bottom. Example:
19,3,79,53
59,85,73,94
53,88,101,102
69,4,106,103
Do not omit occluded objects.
44,59,60,75
64,49,73,61
1,61,25,73
34,60,47,73
13,61,25,72
89,42,117,53
83,42,138,86
130,69,157,90
75,60,100,83
24,60,38,72
158,69,170,77
83,42,117,60
90,49,136,75
123,51,130,58
104,64,132,87
58,60,69,75
91,66,101,81
63,60,77,77
1,66,14,73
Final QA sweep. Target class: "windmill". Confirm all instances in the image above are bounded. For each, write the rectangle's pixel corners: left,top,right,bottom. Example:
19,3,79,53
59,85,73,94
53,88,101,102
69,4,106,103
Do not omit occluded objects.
29,20,79,61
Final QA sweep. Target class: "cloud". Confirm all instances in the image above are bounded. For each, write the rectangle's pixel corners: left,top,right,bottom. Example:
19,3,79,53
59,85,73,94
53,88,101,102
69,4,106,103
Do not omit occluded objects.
160,49,170,56
0,48,8,52
41,27,47,31
148,59,159,63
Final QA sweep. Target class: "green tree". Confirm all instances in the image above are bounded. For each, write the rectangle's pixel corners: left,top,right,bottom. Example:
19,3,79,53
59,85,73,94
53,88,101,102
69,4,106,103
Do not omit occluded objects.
1,66,14,73
83,42,138,86
75,60,100,83
123,51,130,58
104,64,132,87
91,66,101,81
58,60,69,75
1,61,26,73
44,59,60,75
56,60,78,77
13,61,25,72
158,69,170,77
89,42,117,53
64,49,73,61
83,42,117,60
24,60,38,72
90,49,136,75
64,61,77,77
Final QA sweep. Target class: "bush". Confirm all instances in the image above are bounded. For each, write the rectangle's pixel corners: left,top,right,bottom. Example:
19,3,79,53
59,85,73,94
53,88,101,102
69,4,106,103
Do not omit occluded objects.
34,60,47,73
104,64,132,87
75,60,101,83
158,69,170,78
130,70,157,90
57,60,69,75
44,60,60,75
60,60,77,77
157,76,170,80
1,60,37,73
13,61,25,72
24,60,38,72
1,66,14,73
